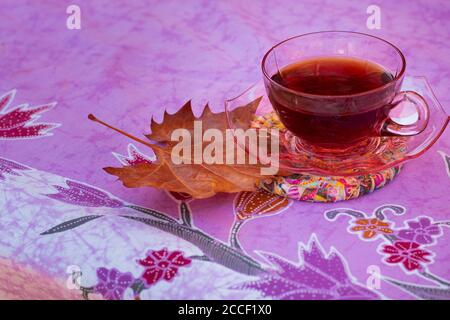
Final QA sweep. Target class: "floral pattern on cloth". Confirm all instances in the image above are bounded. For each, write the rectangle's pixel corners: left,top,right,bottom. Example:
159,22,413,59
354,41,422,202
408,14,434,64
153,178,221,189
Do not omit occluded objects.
0,149,448,299
231,234,380,300
349,218,394,240
380,241,433,272
94,268,134,300
0,89,59,139
325,206,450,298
77,249,192,300
37,162,384,300
1,0,450,302
0,90,448,300
0,83,448,299
396,216,442,245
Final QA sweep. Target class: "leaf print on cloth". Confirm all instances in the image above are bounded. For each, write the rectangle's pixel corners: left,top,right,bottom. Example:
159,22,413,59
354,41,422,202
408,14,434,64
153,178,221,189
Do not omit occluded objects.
40,215,103,235
45,179,124,208
0,89,60,139
232,234,380,300
396,216,442,245
0,157,30,180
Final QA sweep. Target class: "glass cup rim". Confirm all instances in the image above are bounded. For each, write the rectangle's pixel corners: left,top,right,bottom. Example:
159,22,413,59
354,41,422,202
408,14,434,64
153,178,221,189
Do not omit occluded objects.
261,30,407,99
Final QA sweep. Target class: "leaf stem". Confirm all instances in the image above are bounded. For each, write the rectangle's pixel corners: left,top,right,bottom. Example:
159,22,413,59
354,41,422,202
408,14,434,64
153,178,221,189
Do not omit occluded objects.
88,114,154,149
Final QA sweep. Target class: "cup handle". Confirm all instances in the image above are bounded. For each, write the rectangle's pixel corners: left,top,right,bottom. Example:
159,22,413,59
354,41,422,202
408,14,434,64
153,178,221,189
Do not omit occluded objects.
382,91,429,136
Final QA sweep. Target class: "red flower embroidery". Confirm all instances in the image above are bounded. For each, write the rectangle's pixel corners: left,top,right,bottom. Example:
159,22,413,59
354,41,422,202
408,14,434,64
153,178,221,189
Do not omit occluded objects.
138,248,191,285
381,241,432,272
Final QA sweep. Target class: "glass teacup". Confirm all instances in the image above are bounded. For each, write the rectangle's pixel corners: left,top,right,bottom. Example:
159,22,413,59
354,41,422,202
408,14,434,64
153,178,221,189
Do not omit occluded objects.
262,31,429,155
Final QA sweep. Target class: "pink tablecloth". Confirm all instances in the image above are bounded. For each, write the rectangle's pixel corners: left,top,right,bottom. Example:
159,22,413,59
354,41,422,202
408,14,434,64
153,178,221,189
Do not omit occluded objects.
0,0,449,299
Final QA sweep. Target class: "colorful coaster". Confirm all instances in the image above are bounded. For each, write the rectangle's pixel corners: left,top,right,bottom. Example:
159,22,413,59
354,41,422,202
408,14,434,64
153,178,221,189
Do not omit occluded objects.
252,113,402,202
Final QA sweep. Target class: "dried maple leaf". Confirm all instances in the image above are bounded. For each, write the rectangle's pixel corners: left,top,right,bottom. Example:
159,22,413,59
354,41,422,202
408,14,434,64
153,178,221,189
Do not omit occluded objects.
89,97,272,198
147,100,256,143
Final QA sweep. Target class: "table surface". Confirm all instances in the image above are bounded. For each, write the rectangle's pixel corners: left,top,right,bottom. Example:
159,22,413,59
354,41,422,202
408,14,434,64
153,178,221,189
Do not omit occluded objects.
1,0,449,300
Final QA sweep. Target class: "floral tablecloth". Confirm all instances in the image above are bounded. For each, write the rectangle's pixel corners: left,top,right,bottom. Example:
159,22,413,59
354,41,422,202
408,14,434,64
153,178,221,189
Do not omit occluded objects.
1,0,449,300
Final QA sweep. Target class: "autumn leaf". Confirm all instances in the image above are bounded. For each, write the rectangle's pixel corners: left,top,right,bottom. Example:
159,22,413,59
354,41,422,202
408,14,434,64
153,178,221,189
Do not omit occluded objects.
147,100,257,143
89,97,272,199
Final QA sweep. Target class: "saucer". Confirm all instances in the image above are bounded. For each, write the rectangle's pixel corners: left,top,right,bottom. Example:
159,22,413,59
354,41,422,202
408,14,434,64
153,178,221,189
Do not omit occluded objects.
225,76,449,176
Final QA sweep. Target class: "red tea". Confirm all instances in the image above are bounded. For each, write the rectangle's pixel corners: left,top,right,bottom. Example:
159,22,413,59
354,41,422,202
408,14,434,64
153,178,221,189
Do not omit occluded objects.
269,57,395,149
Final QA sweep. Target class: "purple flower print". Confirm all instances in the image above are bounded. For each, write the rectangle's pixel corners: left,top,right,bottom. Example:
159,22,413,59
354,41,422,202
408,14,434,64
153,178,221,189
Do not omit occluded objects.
95,267,134,300
45,180,124,208
397,217,442,245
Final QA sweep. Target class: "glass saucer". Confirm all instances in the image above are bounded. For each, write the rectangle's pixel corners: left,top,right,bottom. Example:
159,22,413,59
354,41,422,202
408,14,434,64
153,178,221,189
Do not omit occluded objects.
225,76,449,176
